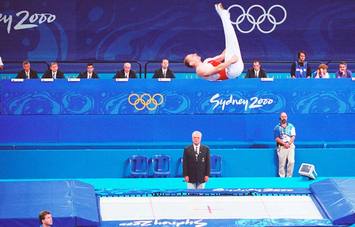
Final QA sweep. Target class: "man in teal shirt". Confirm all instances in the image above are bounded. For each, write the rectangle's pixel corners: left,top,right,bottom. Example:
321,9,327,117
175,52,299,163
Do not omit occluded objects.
274,112,296,177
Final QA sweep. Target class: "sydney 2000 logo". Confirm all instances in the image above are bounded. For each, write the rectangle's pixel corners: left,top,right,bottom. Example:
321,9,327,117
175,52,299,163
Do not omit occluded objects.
0,10,56,34
210,93,274,111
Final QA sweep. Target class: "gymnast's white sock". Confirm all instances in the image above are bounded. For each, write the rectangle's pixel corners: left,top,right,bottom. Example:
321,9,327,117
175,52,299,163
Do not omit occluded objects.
216,5,244,78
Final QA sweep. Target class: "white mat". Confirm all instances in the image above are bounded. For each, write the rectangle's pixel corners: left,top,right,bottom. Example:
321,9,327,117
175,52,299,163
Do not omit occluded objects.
100,196,323,221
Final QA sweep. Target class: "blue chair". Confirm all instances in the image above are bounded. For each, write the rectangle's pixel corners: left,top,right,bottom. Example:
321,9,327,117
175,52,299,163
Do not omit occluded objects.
151,155,171,177
128,155,149,177
176,157,184,177
210,155,222,177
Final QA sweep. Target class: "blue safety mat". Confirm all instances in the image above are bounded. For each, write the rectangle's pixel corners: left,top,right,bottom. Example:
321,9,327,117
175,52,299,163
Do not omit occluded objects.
311,179,355,225
0,180,99,227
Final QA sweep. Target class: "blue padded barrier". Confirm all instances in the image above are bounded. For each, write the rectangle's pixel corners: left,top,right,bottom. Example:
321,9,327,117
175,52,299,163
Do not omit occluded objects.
0,181,99,227
311,179,355,225
0,148,355,179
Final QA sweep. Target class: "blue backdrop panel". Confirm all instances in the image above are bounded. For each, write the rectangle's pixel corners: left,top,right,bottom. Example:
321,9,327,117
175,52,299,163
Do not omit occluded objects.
0,181,99,227
311,179,355,225
1,79,354,115
0,80,354,143
0,0,354,61
0,114,354,143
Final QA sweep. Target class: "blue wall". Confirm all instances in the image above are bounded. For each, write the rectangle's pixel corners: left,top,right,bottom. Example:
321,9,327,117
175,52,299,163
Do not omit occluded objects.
0,79,354,178
0,80,354,143
0,147,354,178
0,0,355,61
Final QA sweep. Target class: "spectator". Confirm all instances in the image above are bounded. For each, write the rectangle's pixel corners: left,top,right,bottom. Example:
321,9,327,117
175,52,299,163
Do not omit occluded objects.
42,62,65,79
78,63,99,79
0,56,4,69
336,62,352,78
39,210,53,227
314,63,329,78
16,60,38,79
183,131,210,189
153,59,175,79
290,51,311,78
114,62,137,79
274,112,296,177
245,60,267,78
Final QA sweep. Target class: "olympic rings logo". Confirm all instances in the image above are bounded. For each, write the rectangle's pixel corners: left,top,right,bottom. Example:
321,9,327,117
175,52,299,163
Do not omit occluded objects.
227,4,287,34
128,93,164,111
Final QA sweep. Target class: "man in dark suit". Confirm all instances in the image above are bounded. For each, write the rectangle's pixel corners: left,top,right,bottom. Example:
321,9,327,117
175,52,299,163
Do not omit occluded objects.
16,60,38,79
77,63,99,79
183,131,210,189
153,59,175,79
42,62,65,79
245,60,267,78
114,62,137,79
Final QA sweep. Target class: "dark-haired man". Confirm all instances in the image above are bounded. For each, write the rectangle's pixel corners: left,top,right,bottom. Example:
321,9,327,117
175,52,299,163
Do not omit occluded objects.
290,51,311,78
39,210,53,227
16,60,38,79
78,63,99,79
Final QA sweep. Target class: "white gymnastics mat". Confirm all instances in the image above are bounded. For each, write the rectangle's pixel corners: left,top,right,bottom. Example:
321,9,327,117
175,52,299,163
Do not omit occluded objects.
100,195,323,221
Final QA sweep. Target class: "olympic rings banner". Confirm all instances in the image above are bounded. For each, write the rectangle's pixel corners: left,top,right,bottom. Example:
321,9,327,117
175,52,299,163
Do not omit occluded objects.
0,0,354,61
0,79,354,115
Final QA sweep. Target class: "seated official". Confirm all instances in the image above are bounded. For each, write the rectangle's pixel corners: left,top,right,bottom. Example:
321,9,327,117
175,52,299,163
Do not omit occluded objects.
42,62,65,79
313,63,329,79
77,63,99,79
245,60,267,78
336,62,352,78
114,62,137,79
16,60,38,79
153,59,175,79
290,51,312,78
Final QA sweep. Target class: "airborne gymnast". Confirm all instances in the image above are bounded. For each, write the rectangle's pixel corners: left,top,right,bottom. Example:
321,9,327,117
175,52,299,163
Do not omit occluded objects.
184,3,244,81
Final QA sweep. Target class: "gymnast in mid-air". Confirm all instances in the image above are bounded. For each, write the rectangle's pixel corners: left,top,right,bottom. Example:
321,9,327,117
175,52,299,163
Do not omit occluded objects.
184,3,244,81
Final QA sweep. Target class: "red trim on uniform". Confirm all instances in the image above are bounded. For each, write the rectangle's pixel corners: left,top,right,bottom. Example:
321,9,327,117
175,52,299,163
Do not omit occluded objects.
208,60,228,80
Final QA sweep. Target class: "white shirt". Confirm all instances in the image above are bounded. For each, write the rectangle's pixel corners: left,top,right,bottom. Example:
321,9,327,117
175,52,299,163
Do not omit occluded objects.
162,69,167,77
25,70,30,79
194,144,200,160
254,70,259,78
194,144,200,154
87,72,92,79
52,71,57,79
0,57,3,66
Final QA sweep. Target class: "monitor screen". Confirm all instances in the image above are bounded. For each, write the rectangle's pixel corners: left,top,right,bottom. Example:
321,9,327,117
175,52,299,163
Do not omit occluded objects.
300,164,312,173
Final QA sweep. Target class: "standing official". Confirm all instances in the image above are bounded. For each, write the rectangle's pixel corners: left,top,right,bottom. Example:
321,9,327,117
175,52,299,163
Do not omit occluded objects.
183,131,210,189
274,112,296,177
